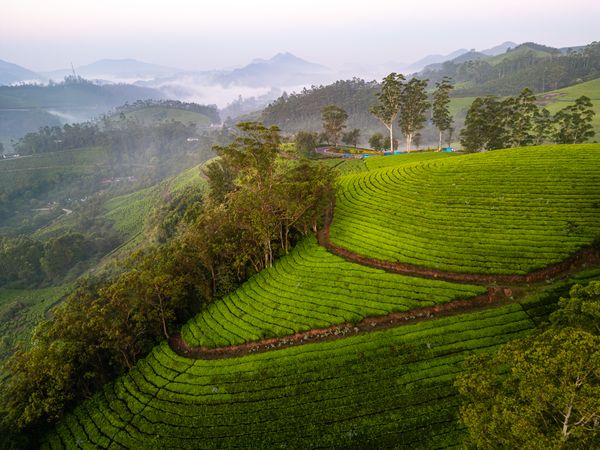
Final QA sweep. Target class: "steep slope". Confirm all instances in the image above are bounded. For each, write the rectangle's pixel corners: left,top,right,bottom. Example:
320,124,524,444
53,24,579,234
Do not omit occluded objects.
42,145,600,448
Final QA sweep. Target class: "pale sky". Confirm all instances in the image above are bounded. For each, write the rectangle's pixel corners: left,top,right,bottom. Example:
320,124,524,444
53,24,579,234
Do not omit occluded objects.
2,0,599,71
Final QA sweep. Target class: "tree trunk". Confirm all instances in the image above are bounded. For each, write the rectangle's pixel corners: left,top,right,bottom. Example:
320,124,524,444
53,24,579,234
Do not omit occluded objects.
156,286,170,340
438,130,442,151
389,124,394,153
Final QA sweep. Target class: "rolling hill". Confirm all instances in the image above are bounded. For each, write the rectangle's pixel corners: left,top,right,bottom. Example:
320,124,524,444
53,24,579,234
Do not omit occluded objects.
42,144,600,448
0,79,165,152
540,77,600,136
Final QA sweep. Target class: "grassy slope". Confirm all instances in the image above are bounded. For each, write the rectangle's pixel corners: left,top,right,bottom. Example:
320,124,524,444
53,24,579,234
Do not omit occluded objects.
331,144,600,274
0,164,206,370
42,146,600,448
541,77,600,137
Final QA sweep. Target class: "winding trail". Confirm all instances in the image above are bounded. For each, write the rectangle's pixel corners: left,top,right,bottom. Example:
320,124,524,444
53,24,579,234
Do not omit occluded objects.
169,286,513,359
317,205,600,285
168,202,600,360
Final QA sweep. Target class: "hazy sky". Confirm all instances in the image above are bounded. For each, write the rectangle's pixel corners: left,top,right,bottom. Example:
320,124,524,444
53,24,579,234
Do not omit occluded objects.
2,0,599,71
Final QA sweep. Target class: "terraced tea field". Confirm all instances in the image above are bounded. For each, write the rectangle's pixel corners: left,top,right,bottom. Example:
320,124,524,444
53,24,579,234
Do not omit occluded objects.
44,303,534,449
330,145,600,274
41,144,600,448
181,236,486,348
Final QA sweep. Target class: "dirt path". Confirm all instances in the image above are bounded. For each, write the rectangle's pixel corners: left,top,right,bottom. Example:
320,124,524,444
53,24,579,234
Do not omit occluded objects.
169,287,514,360
317,205,600,285
168,203,600,360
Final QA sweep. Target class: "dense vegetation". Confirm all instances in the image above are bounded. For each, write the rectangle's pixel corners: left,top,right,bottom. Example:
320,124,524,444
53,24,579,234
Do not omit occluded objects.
0,123,336,443
457,280,600,448
38,269,600,449
460,89,595,151
262,79,383,136
2,55,600,448
330,145,600,274
0,76,165,150
44,304,533,449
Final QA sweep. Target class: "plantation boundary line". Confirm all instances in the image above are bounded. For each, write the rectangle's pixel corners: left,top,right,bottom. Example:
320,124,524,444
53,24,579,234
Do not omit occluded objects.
169,287,513,359
318,202,600,285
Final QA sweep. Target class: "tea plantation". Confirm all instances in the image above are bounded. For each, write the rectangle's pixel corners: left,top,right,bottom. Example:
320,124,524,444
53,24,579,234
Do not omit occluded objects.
41,145,600,448
181,236,485,348
330,145,600,274
44,303,534,449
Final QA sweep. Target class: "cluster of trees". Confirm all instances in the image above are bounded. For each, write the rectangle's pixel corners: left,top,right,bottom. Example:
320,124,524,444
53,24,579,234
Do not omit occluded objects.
460,89,595,151
14,122,103,155
424,41,600,96
319,74,454,153
0,122,336,443
457,279,600,448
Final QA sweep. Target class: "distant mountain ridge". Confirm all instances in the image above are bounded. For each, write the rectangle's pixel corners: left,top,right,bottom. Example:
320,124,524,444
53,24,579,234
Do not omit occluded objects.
42,59,181,83
0,59,41,85
420,41,600,96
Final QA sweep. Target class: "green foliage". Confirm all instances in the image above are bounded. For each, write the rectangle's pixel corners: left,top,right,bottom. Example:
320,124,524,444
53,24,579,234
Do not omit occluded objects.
506,88,539,147
457,280,600,449
432,77,454,149
321,105,348,147
113,99,220,125
460,96,510,151
0,122,336,438
370,73,404,152
553,95,596,144
14,123,102,155
293,130,318,157
368,132,384,150
398,78,430,151
262,79,381,135
457,328,599,449
39,233,87,282
551,280,600,334
0,285,70,360
341,128,361,147
534,107,554,145
330,145,600,274
425,41,600,97
461,90,595,151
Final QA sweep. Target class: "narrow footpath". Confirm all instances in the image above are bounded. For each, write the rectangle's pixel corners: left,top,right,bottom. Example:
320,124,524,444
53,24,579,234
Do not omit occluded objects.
168,203,600,360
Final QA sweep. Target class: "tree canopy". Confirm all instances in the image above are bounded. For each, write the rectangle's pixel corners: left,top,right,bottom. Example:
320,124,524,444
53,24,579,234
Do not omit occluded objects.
321,105,348,148
456,280,600,449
